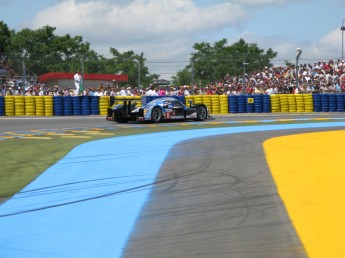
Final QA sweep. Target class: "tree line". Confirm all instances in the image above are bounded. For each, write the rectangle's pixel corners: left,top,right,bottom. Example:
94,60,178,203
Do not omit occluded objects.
0,21,277,87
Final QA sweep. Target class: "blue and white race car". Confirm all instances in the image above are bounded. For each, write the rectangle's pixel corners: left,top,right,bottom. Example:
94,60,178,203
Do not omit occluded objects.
107,97,209,123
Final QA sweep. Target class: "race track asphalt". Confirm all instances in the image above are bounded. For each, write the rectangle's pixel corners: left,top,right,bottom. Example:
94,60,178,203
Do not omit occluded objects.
122,128,332,258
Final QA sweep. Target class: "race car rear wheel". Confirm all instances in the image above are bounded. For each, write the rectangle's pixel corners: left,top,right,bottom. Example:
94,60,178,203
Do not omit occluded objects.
196,105,207,121
151,107,163,122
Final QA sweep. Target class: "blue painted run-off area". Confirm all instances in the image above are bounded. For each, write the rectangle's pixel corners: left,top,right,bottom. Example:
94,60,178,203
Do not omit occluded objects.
0,122,345,258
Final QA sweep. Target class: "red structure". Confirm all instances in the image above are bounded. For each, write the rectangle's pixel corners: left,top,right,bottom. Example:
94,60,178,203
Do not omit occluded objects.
38,72,128,88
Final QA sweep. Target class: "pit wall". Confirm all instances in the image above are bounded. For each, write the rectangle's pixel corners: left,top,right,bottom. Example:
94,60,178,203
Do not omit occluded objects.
0,94,344,116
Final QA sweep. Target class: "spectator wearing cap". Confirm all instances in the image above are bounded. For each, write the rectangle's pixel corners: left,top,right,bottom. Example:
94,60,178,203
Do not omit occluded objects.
125,87,133,96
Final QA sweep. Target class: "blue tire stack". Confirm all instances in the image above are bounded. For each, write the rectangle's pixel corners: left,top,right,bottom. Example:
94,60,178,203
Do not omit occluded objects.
90,96,100,115
229,95,238,113
320,94,329,112
245,95,254,113
328,94,337,112
53,96,63,116
72,96,81,115
63,96,73,116
81,96,91,115
254,95,263,113
262,95,271,113
336,94,345,112
0,96,4,116
313,94,321,112
237,95,246,113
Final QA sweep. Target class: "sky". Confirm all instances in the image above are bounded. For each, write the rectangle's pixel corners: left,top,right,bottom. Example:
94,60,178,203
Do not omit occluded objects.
1,0,345,80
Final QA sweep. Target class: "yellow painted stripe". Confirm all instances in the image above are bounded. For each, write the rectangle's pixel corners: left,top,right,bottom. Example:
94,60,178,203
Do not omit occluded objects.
69,130,102,133
264,131,345,258
60,136,92,139
46,133,76,136
84,133,115,136
20,137,52,140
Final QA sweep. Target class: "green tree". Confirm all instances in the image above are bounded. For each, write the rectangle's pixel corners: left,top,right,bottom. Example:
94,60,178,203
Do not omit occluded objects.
172,68,192,86
8,25,93,76
0,21,13,63
107,48,158,87
177,38,277,86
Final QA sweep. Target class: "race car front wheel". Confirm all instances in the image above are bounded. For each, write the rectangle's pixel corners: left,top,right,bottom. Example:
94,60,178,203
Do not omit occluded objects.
151,107,163,122
196,106,207,121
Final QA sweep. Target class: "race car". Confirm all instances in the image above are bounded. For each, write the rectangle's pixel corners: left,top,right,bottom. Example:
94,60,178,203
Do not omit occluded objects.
107,97,209,123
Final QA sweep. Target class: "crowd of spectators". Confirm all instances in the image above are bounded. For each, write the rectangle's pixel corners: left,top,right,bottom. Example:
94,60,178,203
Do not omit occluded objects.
1,59,345,97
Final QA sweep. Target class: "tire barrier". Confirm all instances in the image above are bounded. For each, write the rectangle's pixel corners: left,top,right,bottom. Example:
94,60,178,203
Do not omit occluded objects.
262,95,271,113
72,96,81,116
0,94,343,116
63,96,73,116
313,94,322,112
211,95,220,114
14,96,25,116
321,94,329,112
270,94,280,113
0,96,4,116
35,96,45,116
81,96,91,116
328,94,336,112
279,94,288,112
245,95,254,113
254,95,263,113
4,96,15,116
237,95,246,113
44,96,53,116
229,95,238,113
219,95,228,114
334,94,345,112
25,96,36,116
99,96,110,116
202,95,212,113
303,94,314,113
184,95,194,106
90,96,100,115
53,96,64,116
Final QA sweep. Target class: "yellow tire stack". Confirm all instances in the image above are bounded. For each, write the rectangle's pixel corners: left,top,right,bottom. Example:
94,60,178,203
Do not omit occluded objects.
202,95,212,113
211,95,220,114
287,94,297,112
193,95,203,104
35,96,45,116
14,96,25,116
278,94,289,112
131,96,142,108
4,96,15,116
303,94,314,112
219,95,229,114
44,96,53,116
295,94,305,112
185,95,194,106
25,96,36,116
99,96,110,116
270,94,280,112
